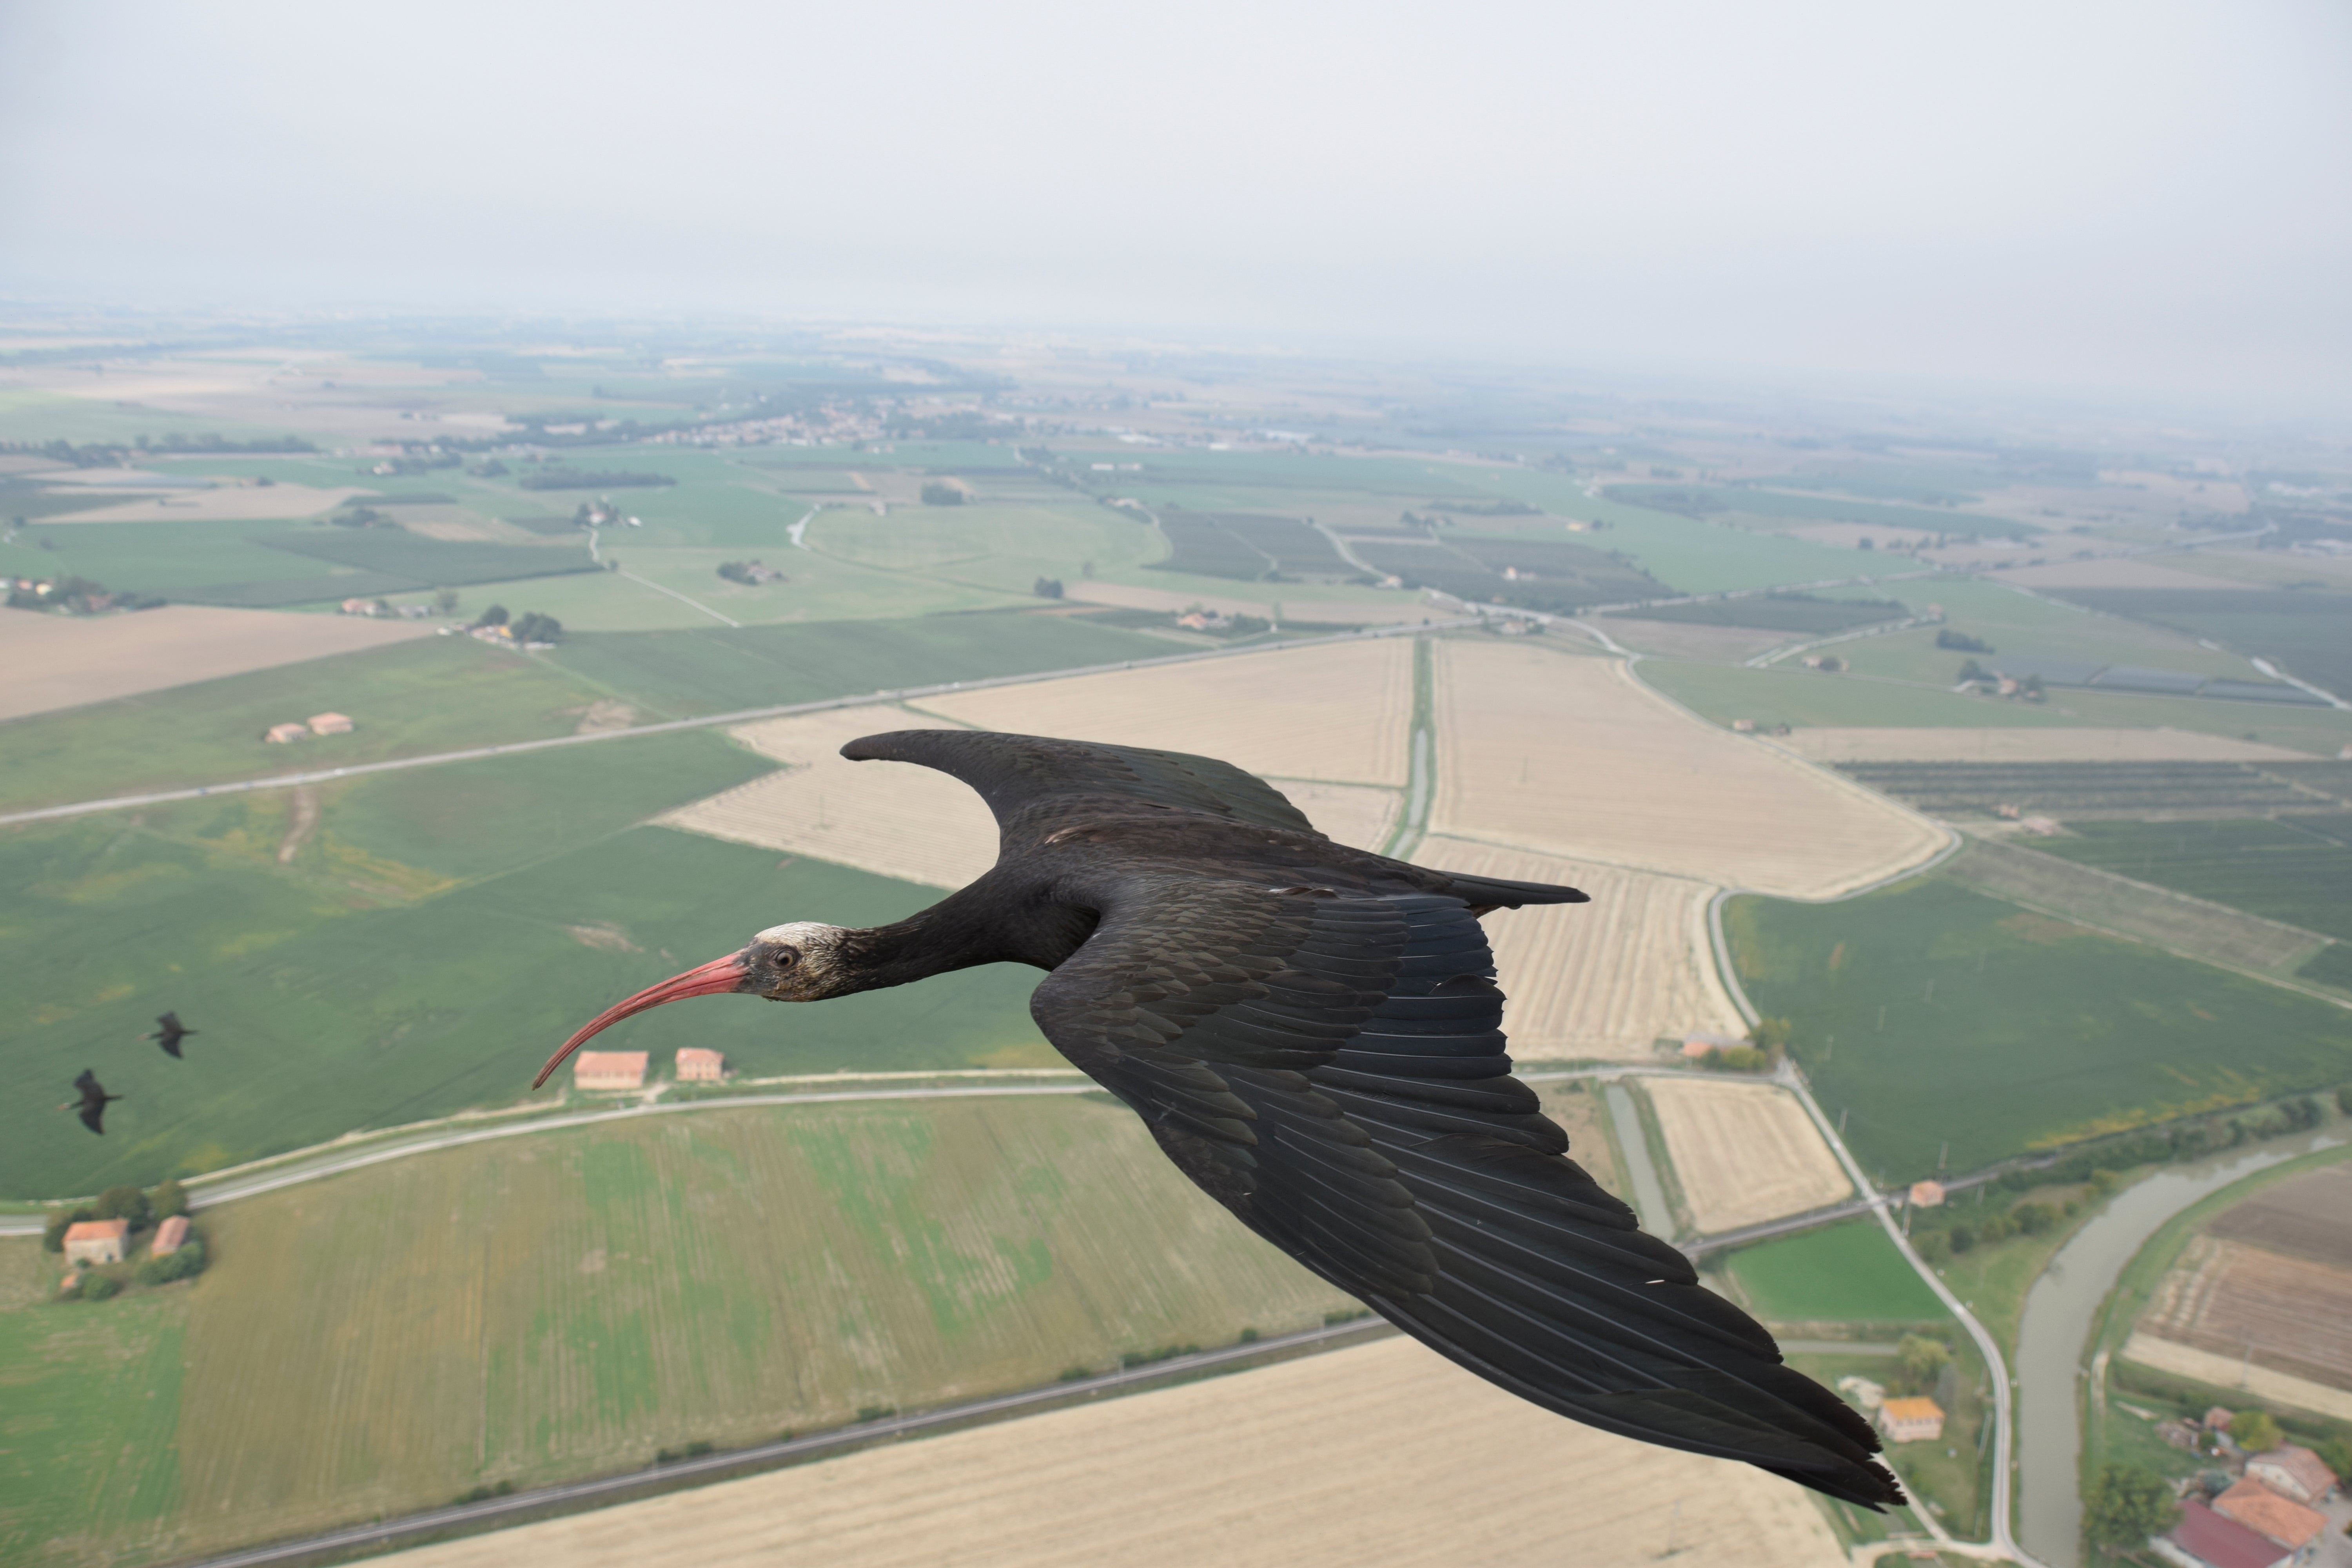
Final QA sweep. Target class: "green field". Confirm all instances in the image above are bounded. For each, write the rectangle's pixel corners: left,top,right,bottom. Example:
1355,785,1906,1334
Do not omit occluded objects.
0,636,615,813
1724,1221,1949,1323
1725,878,2352,1180
2025,817,2352,944
805,501,1164,593
1831,579,2259,689
0,732,1083,1196
1638,661,2076,730
0,1096,1353,1568
543,608,1178,717
2047,588,2352,703
1602,483,2037,539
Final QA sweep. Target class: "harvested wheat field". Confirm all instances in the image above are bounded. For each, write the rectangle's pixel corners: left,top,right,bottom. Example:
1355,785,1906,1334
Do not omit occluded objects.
1772,726,2310,764
0,603,433,720
1413,837,1743,1059
657,705,995,888
2119,1334,2352,1423
1644,1076,1852,1234
1277,779,1399,851
1432,642,1943,897
920,636,1413,786
383,1336,1845,1568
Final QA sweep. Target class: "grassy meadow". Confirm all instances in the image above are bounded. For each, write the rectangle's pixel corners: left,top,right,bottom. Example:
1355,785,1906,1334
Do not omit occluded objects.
1723,1221,1948,1323
2024,817,2352,945
0,1096,1354,1568
1724,878,2352,1181
0,725,1077,1197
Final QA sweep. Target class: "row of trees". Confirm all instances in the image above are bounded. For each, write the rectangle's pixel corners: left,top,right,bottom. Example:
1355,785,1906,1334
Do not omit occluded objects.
472,605,564,644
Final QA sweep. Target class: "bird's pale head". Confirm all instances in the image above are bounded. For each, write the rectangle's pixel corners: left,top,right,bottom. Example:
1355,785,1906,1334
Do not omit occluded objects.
533,921,854,1088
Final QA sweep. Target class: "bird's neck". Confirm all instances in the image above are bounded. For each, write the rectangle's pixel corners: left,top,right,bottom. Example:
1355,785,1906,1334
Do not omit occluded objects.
832,879,1092,994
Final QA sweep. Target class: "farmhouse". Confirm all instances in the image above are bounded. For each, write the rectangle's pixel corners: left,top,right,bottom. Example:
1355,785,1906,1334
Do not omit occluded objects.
63,1219,130,1265
1680,1030,1743,1060
307,711,354,735
152,1215,190,1256
2245,1445,2337,1505
675,1048,725,1083
264,722,308,743
1876,1396,1944,1444
573,1051,647,1091
2159,1500,2293,1568
1909,1180,1947,1208
2212,1479,2325,1553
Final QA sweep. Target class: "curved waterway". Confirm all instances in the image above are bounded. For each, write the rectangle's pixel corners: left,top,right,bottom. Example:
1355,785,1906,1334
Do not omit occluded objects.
2012,1129,2347,1568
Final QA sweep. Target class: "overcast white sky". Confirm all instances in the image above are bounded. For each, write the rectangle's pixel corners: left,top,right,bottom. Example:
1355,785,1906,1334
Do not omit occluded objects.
2,1,2347,408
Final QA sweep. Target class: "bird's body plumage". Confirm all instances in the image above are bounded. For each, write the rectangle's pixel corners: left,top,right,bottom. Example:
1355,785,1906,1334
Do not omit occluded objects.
547,728,1902,1507
69,1069,120,1135
147,1011,196,1059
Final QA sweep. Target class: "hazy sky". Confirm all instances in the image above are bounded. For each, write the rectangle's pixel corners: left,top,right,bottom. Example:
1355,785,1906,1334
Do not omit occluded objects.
3,1,2347,408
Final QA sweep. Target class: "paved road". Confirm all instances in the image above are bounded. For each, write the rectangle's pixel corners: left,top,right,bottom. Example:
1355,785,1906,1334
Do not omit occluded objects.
0,616,1479,830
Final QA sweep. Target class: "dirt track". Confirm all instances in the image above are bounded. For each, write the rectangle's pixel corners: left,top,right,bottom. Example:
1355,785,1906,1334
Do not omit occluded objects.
380,1336,1845,1568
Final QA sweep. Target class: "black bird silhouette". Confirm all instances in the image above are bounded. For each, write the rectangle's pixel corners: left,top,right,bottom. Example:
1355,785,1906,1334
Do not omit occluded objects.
65,1069,122,1135
539,731,1902,1506
147,1012,197,1059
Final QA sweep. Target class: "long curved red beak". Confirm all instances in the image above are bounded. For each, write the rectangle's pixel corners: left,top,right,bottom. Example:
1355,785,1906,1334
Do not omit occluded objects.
535,953,750,1088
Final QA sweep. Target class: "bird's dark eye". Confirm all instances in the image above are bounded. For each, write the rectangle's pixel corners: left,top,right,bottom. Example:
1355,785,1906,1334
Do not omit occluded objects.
773,948,799,968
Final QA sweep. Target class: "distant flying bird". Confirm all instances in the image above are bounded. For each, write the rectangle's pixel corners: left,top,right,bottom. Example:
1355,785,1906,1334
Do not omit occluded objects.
65,1070,121,1135
541,731,1902,1506
147,1012,197,1059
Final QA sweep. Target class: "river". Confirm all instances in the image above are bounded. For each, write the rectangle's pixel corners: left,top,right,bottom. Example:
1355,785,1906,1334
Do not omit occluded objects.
2012,1127,2347,1568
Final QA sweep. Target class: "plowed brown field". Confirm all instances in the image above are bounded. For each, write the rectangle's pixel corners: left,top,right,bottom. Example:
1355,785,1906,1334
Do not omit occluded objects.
1644,1076,1852,1234
381,1336,1844,1568
1413,837,1743,1059
1433,642,1942,897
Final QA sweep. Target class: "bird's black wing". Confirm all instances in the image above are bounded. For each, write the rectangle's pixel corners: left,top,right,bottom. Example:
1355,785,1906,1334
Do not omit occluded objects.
1029,876,1900,1506
842,728,1325,844
78,1104,106,1135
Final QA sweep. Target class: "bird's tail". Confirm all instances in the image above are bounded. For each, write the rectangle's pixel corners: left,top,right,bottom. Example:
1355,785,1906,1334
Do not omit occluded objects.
1435,871,1590,910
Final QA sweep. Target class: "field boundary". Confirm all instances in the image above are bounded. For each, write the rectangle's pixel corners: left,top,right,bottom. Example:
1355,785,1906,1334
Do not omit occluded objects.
157,1317,1400,1568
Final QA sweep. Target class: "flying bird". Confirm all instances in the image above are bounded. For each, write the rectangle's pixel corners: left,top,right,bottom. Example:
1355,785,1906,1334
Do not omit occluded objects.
64,1069,121,1135
540,731,1901,1506
147,1012,198,1059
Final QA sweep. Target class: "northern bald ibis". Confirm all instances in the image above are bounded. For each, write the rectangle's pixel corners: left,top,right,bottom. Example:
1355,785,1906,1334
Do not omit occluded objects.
65,1070,120,1135
540,730,1902,1506
147,1012,197,1059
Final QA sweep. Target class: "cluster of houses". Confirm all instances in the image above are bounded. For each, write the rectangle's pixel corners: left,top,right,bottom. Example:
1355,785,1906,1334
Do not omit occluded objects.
572,1049,726,1091
1833,1374,1947,1446
338,597,431,619
2153,1410,2340,1568
61,1214,189,1267
263,711,354,744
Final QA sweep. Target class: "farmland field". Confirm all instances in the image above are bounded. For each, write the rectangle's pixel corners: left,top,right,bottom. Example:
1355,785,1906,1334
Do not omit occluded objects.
381,1335,1846,1568
2024,817,2352,946
1412,837,1744,1058
2136,1235,2352,1394
0,604,432,721
0,635,615,813
1645,1077,1851,1234
1434,642,1942,897
1724,878,2352,1179
0,1095,1365,1567
922,635,1414,786
0,811,1074,1198
542,610,1176,719
1600,594,1908,635
1723,1220,1949,1324
1937,837,2328,976
2045,588,2352,702
1775,728,2312,764
659,704,998,889
1827,760,2324,819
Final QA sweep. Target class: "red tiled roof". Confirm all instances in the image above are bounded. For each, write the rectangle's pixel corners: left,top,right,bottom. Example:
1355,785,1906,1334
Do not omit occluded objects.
63,1220,129,1242
2169,1500,2288,1568
2214,1479,2324,1549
